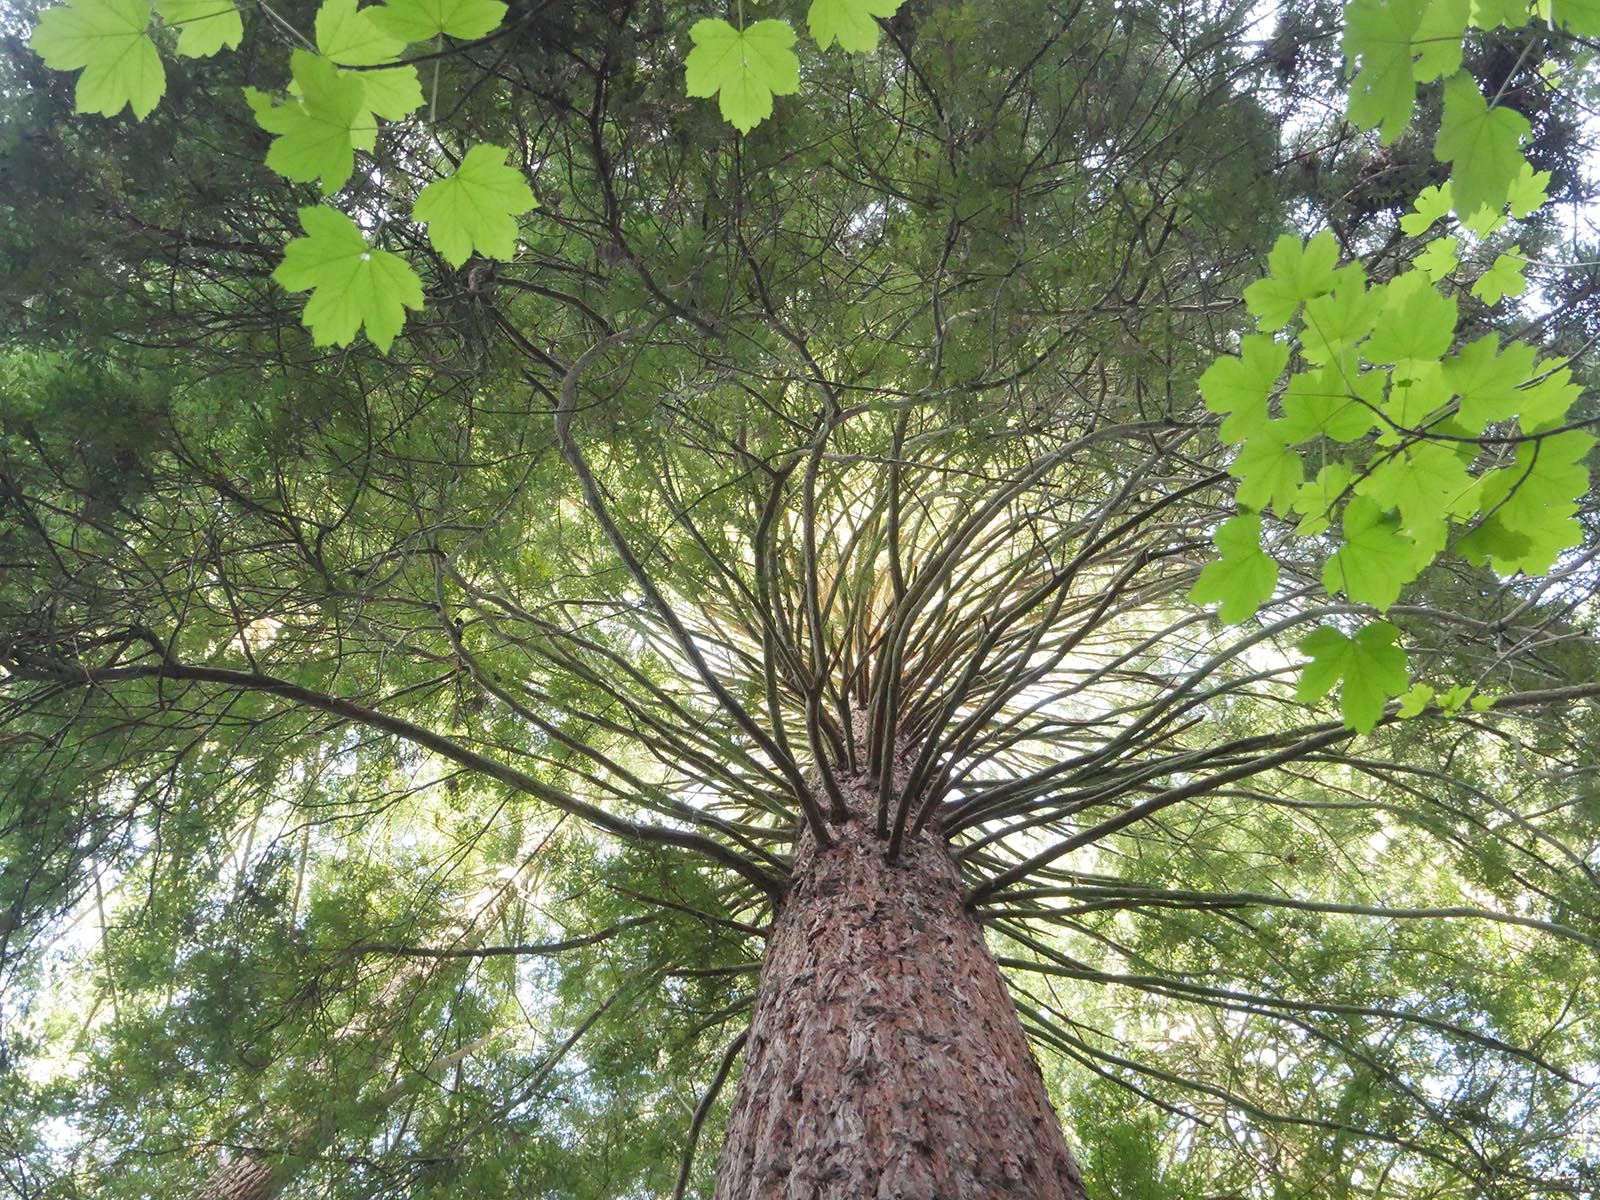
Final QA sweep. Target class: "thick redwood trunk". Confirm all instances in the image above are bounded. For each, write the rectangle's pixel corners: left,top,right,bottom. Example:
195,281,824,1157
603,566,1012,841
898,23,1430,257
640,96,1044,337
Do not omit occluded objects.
715,779,1087,1200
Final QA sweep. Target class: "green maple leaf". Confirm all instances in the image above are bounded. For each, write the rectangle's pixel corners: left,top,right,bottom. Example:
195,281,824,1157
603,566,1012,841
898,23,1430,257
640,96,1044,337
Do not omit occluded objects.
1396,682,1435,717
1470,0,1527,24
315,0,421,130
1439,683,1475,713
1378,361,1450,437
1343,0,1425,143
808,0,902,52
1442,333,1536,430
1197,334,1286,444
1554,0,1600,34
1507,162,1551,217
1243,231,1341,329
1230,424,1303,512
1413,0,1468,81
274,205,424,352
1189,514,1278,624
30,0,164,119
1435,70,1531,222
1415,234,1459,281
155,0,240,57
245,51,367,192
369,0,505,42
1400,183,1454,236
1363,272,1456,372
1323,495,1428,611
1292,462,1355,536
1471,250,1526,306
1355,441,1475,539
1281,367,1380,443
685,18,801,133
1300,271,1382,364
413,144,536,267
1516,363,1581,433
318,0,404,62
1467,431,1595,573
1297,620,1410,733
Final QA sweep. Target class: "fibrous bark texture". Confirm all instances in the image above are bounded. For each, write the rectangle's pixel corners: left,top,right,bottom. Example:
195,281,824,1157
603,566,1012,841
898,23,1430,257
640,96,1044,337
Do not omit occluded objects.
715,776,1087,1200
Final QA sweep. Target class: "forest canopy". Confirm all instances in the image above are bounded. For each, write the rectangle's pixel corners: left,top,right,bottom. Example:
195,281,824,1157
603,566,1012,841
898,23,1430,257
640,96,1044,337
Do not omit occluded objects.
1,0,1598,1196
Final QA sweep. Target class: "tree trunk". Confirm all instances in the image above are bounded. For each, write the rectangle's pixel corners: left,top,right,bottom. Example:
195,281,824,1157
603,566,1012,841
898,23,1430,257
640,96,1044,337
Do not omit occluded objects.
715,773,1087,1200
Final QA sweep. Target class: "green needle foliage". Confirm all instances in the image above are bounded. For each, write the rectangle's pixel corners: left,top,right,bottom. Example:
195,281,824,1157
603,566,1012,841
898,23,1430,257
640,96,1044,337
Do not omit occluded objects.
2,0,1598,1196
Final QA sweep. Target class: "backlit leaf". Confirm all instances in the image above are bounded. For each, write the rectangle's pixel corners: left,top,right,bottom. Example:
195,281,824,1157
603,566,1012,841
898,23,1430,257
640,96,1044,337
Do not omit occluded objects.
1198,334,1287,444
155,0,241,57
1436,70,1532,222
1190,514,1278,624
1344,0,1425,143
684,18,801,133
1471,250,1526,305
1322,496,1428,611
369,0,505,42
1243,231,1341,330
30,0,163,119
413,143,536,267
245,51,367,193
274,205,424,352
1297,620,1410,733
807,0,902,52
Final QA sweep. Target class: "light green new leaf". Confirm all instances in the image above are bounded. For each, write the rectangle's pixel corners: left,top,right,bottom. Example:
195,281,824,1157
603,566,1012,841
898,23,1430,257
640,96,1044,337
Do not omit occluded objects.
30,0,163,119
155,0,240,57
808,0,902,52
1507,162,1551,217
1299,270,1381,364
1516,363,1581,432
685,18,801,132
1281,367,1380,443
1553,0,1600,34
316,0,420,128
1363,272,1456,371
1190,514,1278,624
1439,683,1475,713
1436,70,1531,222
369,0,505,42
1378,360,1449,436
317,0,404,62
1230,425,1303,512
1343,0,1425,143
413,144,536,266
1466,431,1596,573
1355,441,1475,538
1297,620,1409,733
1400,183,1453,236
245,52,367,193
1415,234,1458,280
1197,334,1287,444
274,205,424,352
1442,333,1536,430
1243,231,1341,329
1292,462,1356,536
1396,682,1434,717
1471,250,1526,305
1413,0,1468,81
1470,0,1527,25
1323,495,1428,611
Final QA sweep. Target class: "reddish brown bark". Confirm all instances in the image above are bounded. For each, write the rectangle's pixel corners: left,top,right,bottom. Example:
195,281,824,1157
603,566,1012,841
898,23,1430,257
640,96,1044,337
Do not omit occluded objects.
714,775,1087,1200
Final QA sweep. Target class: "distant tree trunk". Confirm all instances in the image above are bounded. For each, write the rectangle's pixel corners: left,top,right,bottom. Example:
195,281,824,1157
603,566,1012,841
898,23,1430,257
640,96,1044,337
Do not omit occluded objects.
714,771,1087,1200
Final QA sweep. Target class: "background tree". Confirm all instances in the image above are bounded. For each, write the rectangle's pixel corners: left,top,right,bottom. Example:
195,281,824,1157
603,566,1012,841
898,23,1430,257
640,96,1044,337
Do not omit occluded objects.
2,0,1599,1196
